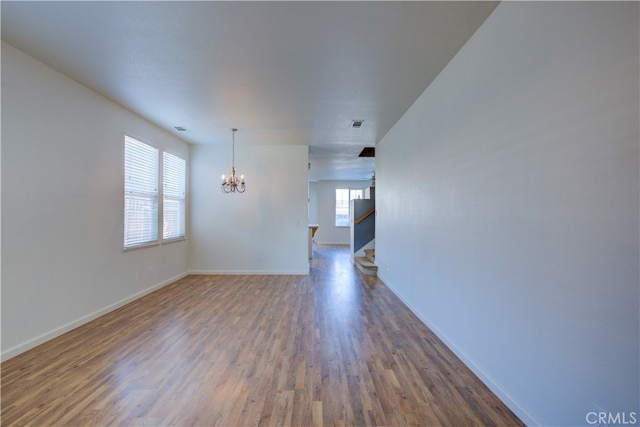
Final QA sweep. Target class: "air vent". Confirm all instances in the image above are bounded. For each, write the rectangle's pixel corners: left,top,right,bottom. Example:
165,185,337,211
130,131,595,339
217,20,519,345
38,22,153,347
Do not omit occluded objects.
359,147,375,158
174,126,187,132
351,120,364,129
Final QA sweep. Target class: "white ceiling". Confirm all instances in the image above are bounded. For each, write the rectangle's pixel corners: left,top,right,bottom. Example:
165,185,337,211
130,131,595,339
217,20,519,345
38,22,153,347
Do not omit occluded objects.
1,1,497,181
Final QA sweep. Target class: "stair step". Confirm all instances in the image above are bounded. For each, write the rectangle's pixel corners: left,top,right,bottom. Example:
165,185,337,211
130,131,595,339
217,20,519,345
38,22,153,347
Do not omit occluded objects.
355,256,378,276
364,248,375,263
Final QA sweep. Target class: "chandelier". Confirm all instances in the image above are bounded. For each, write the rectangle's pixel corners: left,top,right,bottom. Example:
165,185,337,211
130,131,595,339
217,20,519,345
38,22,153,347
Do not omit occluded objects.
221,128,246,193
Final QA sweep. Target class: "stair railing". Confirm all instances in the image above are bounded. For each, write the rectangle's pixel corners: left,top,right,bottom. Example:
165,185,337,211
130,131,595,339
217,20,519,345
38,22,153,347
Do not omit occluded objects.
354,207,375,225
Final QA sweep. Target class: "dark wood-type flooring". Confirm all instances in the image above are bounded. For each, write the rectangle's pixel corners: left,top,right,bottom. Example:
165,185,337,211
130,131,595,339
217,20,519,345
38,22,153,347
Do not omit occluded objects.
1,245,523,426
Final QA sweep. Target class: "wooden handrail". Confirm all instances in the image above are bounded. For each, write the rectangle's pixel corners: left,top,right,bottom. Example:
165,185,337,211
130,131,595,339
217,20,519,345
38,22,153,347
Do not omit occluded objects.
354,207,375,225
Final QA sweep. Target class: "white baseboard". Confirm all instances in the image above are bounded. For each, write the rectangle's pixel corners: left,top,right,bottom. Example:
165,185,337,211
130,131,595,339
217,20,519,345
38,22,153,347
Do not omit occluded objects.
1,272,189,362
314,242,349,246
378,273,539,427
189,269,309,275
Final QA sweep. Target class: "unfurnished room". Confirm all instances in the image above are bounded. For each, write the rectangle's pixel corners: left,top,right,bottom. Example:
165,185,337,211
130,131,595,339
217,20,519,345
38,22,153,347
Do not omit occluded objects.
1,2,638,426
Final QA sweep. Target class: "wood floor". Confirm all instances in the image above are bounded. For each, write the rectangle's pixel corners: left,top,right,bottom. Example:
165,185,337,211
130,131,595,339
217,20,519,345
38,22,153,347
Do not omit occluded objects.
1,245,523,426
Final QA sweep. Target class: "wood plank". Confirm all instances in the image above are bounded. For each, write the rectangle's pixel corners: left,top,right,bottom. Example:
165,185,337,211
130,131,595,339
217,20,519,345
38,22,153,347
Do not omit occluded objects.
1,246,523,426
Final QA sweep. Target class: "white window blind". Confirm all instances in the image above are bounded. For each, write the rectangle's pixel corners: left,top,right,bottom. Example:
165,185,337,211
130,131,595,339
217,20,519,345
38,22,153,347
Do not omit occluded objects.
163,151,186,240
124,136,159,248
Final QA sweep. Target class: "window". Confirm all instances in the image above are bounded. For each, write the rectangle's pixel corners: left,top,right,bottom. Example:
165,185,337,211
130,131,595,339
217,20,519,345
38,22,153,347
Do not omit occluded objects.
124,136,159,248
124,136,187,249
335,188,364,227
163,151,186,240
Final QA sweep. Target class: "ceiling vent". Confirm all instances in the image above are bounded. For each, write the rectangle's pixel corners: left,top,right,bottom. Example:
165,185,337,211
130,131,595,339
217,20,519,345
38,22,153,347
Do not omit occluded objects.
351,120,364,129
359,147,375,158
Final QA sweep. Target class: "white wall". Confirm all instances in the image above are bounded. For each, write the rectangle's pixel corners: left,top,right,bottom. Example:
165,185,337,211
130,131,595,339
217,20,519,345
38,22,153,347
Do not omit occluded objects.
1,42,191,360
189,144,309,274
376,3,639,426
308,181,318,225
315,180,370,245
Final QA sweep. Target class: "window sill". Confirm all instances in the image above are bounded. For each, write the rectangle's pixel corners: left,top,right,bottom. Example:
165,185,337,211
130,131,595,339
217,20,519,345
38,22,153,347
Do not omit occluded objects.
123,237,186,252
161,237,187,245
123,241,160,252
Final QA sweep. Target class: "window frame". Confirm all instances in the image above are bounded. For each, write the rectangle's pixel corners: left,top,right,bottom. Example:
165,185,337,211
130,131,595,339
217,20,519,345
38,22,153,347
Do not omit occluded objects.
124,135,160,250
335,188,364,227
162,150,187,242
123,135,187,251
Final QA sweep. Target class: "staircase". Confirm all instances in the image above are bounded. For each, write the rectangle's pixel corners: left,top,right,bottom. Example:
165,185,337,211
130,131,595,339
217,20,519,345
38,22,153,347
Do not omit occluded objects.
351,185,376,277
355,249,377,276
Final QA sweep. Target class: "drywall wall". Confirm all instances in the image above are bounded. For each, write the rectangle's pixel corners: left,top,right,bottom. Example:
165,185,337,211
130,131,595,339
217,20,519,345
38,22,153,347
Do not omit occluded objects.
308,181,318,226
376,2,639,425
315,180,371,245
1,42,190,360
189,144,309,274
